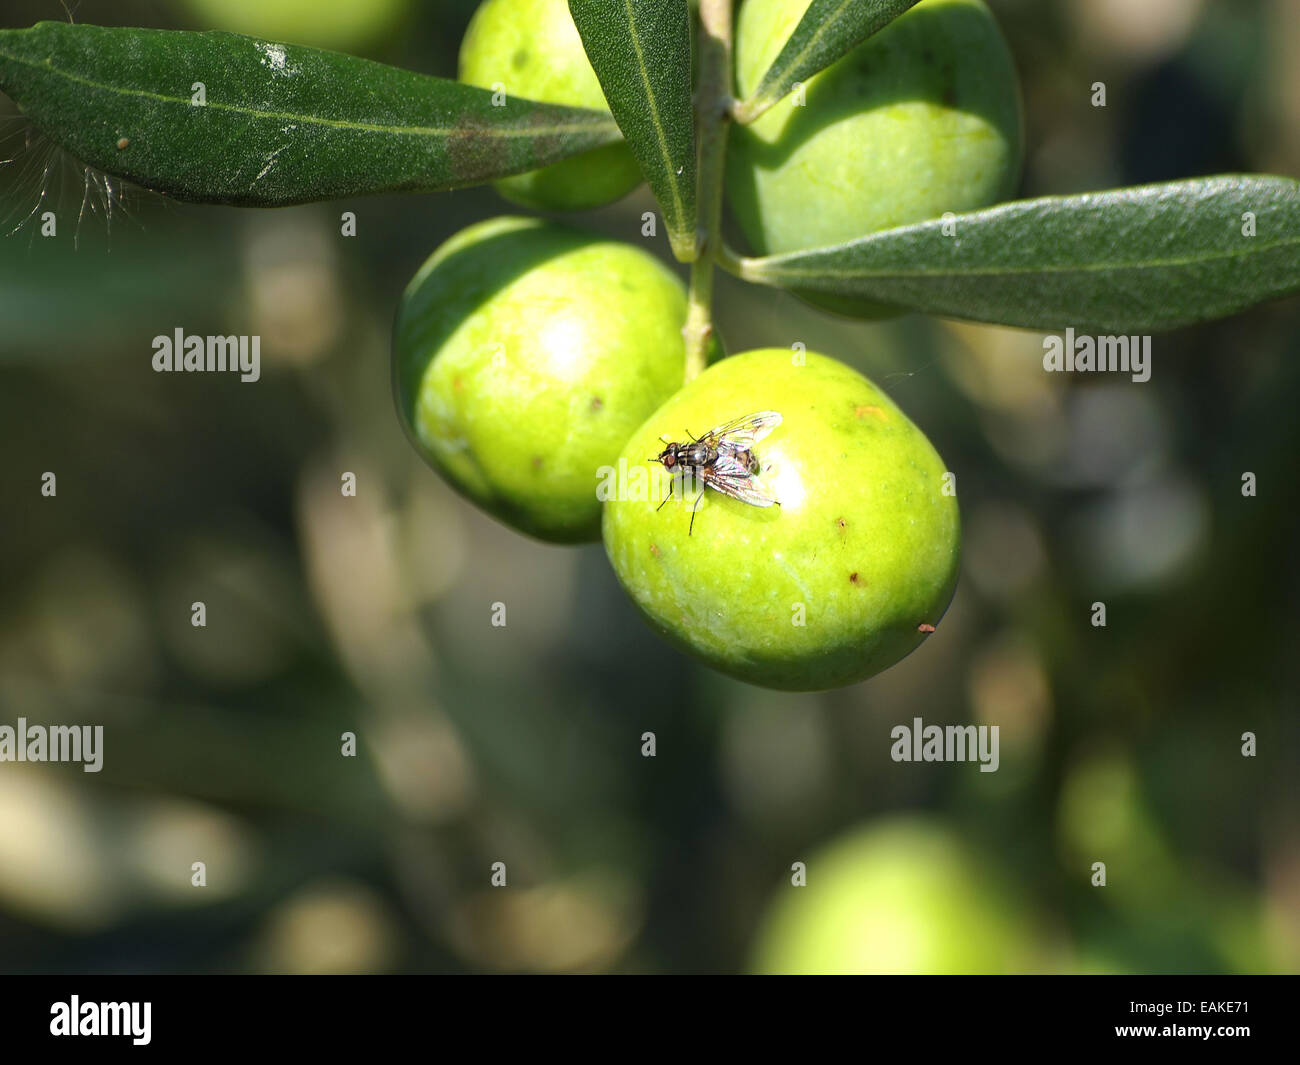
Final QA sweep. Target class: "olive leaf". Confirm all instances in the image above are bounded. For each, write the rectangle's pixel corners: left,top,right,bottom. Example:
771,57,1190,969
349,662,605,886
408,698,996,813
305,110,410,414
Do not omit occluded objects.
738,176,1300,332
733,0,923,123
568,0,696,259
0,21,623,207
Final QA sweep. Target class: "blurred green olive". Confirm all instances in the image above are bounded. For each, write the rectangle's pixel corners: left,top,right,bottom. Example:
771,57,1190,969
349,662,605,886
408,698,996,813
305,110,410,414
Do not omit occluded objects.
752,818,1033,973
183,0,411,51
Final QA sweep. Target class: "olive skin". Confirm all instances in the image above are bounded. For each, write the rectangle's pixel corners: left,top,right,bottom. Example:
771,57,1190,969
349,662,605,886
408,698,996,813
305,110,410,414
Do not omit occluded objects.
459,0,642,211
752,818,1034,973
394,217,688,543
727,0,1023,317
182,0,410,51
602,349,960,691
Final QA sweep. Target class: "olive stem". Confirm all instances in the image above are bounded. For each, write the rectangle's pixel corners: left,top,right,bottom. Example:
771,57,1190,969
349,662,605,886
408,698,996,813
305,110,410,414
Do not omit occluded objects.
682,0,734,383
714,239,747,277
730,97,762,125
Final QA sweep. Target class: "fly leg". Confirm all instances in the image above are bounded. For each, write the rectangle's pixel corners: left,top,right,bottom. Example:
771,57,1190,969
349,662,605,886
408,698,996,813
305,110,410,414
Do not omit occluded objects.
656,473,676,512
688,485,706,536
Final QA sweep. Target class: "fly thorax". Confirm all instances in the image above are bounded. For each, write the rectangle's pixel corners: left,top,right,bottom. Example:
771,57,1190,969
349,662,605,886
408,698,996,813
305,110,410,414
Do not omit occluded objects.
688,444,715,467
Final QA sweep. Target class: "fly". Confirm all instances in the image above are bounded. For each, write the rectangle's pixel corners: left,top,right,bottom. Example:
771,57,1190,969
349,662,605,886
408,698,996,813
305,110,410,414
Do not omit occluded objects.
653,410,782,535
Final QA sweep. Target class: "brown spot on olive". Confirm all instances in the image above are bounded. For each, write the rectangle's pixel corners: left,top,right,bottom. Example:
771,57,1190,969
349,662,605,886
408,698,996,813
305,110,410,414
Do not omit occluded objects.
918,623,936,634
531,456,543,470
590,396,604,412
649,543,661,558
849,572,861,585
854,404,887,421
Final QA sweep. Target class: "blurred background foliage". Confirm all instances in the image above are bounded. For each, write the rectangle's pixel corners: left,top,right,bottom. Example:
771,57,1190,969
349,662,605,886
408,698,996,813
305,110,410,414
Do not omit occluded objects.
0,0,1296,973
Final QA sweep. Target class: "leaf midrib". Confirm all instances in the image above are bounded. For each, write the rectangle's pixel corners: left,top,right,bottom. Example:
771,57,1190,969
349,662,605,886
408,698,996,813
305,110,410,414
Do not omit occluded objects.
621,0,686,228
752,233,1300,284
0,43,616,141
752,0,857,107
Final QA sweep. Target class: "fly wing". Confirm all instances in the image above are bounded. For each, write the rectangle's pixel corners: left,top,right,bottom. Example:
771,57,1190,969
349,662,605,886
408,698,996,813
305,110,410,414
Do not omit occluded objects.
704,410,783,450
703,464,780,508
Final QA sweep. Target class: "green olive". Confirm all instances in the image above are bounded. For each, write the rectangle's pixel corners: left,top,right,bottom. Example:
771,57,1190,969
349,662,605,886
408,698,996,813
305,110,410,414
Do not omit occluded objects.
182,0,411,51
752,818,1030,973
602,349,959,690
458,0,642,211
394,216,688,543
727,0,1023,317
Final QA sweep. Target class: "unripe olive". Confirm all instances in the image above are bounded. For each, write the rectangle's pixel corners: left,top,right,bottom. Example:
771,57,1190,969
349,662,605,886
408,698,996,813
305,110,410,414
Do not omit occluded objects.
458,0,642,211
752,818,1029,974
394,216,688,543
727,0,1023,317
602,349,959,691
183,0,410,51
